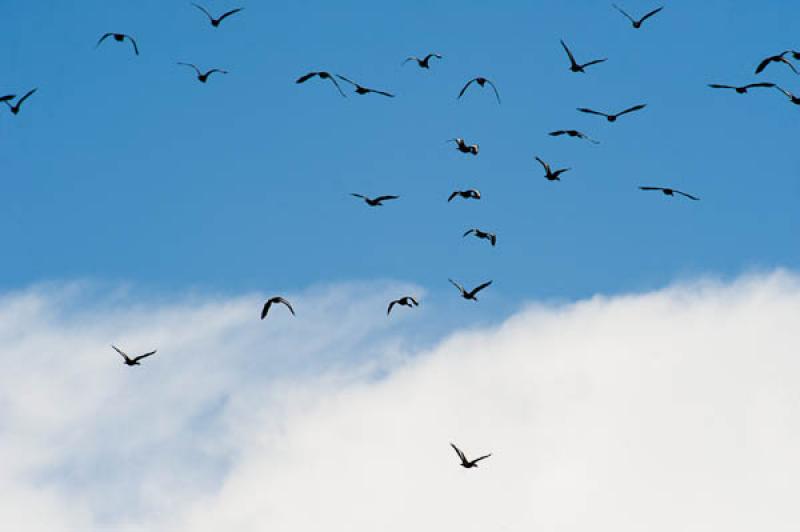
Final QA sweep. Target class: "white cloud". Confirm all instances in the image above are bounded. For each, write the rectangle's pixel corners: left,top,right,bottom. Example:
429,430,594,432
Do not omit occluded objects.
1,273,799,532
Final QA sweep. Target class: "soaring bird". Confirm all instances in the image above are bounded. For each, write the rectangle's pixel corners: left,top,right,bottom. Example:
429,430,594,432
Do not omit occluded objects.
112,345,157,367
178,63,228,83
755,51,798,75
296,71,346,97
403,53,442,69
560,40,607,73
448,189,481,202
449,279,492,301
261,296,295,320
774,85,800,105
639,186,699,201
450,443,491,468
548,129,599,144
336,75,394,97
191,4,244,27
351,193,400,206
387,296,419,315
535,156,570,181
96,33,139,55
577,104,646,122
708,82,775,94
463,228,497,247
448,138,479,155
612,4,664,28
458,77,501,103
3,89,37,115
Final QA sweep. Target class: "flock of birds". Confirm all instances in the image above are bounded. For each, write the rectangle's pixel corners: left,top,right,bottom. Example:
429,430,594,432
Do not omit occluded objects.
5,2,799,470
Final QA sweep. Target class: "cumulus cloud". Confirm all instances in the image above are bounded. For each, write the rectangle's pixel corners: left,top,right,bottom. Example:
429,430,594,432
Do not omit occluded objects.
1,273,799,532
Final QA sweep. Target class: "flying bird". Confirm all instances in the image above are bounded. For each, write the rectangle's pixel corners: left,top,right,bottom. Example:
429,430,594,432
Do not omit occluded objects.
448,138,479,155
548,129,599,144
450,443,491,468
261,296,295,320
336,75,395,97
458,77,501,103
463,228,497,247
403,53,442,69
296,71,347,97
560,40,607,73
774,85,800,105
112,345,157,367
448,189,481,202
191,4,243,27
612,4,664,28
351,193,400,206
387,296,419,315
96,33,139,55
178,63,228,83
707,82,775,94
3,89,37,115
639,186,699,201
449,279,492,301
755,51,798,75
535,156,570,181
577,104,646,122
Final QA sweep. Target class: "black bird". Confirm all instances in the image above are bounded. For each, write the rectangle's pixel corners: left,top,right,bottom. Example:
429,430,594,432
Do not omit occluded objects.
612,4,664,29
387,296,419,315
755,51,798,75
336,75,394,97
4,89,36,115
448,138,479,155
351,193,400,206
296,71,347,97
403,53,442,69
450,443,491,469
449,279,492,301
560,40,607,73
112,345,157,367
577,104,646,122
261,296,295,320
774,85,800,105
448,189,481,202
548,129,599,144
458,77,501,103
535,156,570,181
708,82,775,94
191,3,243,27
639,186,699,201
463,228,497,247
96,33,139,55
178,63,228,83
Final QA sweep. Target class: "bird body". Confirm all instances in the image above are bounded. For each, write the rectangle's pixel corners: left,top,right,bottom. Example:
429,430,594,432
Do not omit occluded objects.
448,189,481,202
336,75,395,97
560,40,607,73
463,228,497,246
192,4,244,27
112,345,157,366
4,89,37,115
450,443,491,468
612,4,664,28
296,71,347,97
261,296,295,320
535,156,570,181
458,77,501,103
449,138,479,155
178,63,228,83
351,193,400,206
449,279,492,301
403,53,442,69
387,296,419,315
639,186,699,201
97,33,139,55
577,104,646,122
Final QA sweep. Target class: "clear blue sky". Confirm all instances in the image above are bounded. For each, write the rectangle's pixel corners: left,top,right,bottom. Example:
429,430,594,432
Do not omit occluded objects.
1,0,798,306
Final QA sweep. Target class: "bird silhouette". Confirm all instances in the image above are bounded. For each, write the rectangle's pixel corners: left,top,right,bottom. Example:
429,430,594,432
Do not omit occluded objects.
577,104,646,122
449,279,492,301
296,72,347,97
535,156,570,181
708,82,775,94
336,75,395,97
112,345,157,366
448,138,479,155
612,4,664,28
351,193,400,206
450,443,491,468
463,228,497,247
560,40,607,73
458,77,501,103
387,296,419,315
96,33,139,55
774,85,800,105
3,89,37,115
639,186,699,200
191,4,243,27
403,53,442,69
548,129,599,144
178,63,228,83
755,51,798,75
448,189,481,202
261,296,295,320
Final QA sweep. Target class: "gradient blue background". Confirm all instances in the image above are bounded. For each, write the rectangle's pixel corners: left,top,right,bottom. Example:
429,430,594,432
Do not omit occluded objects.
1,0,798,306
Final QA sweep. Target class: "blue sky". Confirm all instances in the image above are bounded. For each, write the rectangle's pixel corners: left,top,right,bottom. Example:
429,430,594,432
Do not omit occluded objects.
1,0,798,306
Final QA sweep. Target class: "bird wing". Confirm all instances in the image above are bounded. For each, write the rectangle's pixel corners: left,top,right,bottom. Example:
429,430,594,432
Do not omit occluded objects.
785,60,799,74
612,4,636,23
774,85,794,99
615,104,647,117
484,79,501,104
370,89,395,97
675,190,700,201
744,82,775,89
178,62,201,74
450,443,466,463
577,107,608,117
473,453,492,463
132,350,157,362
16,88,37,106
387,300,397,315
260,299,273,319
125,35,140,55
96,33,113,47
534,156,550,172
458,78,476,99
469,281,493,297
206,69,228,77
218,8,244,22
489,234,497,246
335,74,358,87
374,195,399,202
408,297,419,306
463,229,476,237
0,94,15,102
111,345,130,361
549,130,566,136
191,3,214,20
448,279,465,294
639,186,664,192
755,57,773,74
638,6,664,23
402,57,417,65
448,191,459,202
708,84,735,89
296,72,317,84
581,58,608,68
327,75,347,97
425,53,443,61
351,193,366,199
560,40,577,66
276,297,296,315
